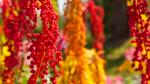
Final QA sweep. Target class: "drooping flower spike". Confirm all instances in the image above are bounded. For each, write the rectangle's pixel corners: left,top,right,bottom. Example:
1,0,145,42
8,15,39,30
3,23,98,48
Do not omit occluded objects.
1,0,25,83
57,0,106,84
88,0,105,52
2,0,23,68
63,0,86,55
127,0,150,83
20,0,62,84
57,0,91,84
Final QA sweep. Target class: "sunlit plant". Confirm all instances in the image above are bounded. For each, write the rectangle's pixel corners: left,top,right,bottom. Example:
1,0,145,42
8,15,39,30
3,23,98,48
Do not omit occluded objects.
19,0,62,84
127,0,150,83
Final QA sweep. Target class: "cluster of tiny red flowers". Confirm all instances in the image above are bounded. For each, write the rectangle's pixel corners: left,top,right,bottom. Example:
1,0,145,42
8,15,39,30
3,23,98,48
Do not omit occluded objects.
88,0,105,52
20,0,62,84
128,0,150,83
1,0,25,83
2,0,23,68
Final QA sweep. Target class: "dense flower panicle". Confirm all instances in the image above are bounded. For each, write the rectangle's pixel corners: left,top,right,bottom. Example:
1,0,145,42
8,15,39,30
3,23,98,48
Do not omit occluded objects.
57,0,88,84
21,0,62,84
1,0,25,83
88,0,105,52
2,0,25,68
3,0,24,51
127,0,150,83
57,0,106,84
63,0,86,56
19,0,37,33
